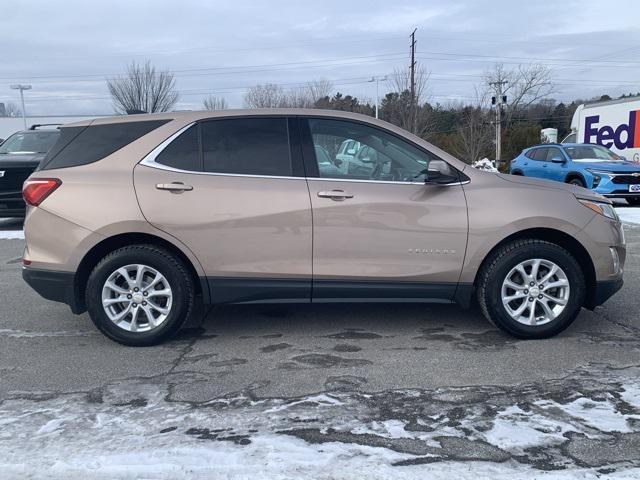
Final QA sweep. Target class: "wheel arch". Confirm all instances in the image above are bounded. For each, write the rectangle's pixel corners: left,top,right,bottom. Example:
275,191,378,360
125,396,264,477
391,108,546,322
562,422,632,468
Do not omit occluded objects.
510,170,524,176
72,232,207,314
564,171,587,185
473,227,596,308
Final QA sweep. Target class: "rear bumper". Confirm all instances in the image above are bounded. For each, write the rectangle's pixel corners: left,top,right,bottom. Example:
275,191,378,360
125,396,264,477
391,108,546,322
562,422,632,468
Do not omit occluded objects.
22,267,84,314
587,277,624,309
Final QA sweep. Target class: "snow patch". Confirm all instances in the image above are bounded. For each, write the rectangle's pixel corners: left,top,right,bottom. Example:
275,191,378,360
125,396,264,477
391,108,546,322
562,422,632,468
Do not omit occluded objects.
0,230,24,239
616,207,640,225
472,158,499,172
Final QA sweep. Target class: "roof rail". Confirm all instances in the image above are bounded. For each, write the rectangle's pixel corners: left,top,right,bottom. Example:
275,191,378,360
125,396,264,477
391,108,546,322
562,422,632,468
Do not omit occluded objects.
29,123,62,130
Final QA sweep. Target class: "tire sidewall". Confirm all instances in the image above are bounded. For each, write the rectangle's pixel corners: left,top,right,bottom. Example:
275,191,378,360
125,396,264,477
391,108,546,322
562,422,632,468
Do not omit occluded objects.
483,243,585,338
86,247,192,346
569,178,585,187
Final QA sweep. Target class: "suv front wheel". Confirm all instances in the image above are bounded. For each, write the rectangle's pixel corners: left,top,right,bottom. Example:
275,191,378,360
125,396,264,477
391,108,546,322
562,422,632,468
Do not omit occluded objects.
477,239,586,338
86,245,195,346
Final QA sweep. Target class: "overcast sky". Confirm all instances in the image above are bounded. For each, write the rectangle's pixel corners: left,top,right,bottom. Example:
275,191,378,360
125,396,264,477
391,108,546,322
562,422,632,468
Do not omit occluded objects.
1,0,639,116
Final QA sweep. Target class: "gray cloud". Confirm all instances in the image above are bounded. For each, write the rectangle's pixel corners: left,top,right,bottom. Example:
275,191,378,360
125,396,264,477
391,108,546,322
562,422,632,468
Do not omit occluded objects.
0,0,638,115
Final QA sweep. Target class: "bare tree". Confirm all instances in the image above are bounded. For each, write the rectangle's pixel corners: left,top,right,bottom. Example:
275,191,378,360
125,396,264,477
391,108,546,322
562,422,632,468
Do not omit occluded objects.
243,83,288,108
305,79,333,105
243,80,334,109
0,102,21,117
454,113,493,164
203,96,228,110
385,67,434,136
286,87,313,108
484,64,555,126
107,61,179,114
450,89,494,164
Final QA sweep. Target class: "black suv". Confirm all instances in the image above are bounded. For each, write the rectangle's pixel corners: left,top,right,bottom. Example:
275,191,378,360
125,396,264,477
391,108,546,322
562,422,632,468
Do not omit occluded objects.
0,125,60,217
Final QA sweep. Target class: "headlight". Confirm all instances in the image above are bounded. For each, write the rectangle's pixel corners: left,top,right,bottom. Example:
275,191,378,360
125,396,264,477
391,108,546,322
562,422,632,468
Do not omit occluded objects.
586,169,614,177
578,199,619,221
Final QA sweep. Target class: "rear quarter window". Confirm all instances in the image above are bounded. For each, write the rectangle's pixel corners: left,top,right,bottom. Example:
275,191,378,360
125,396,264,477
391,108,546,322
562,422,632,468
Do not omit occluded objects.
40,120,169,170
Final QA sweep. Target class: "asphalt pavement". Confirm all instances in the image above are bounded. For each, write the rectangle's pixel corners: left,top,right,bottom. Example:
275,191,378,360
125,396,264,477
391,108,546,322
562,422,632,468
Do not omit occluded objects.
1,216,640,478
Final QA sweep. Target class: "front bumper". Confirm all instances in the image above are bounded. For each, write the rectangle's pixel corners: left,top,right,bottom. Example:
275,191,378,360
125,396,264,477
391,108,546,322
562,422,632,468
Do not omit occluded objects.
602,192,640,199
588,277,624,308
22,267,84,314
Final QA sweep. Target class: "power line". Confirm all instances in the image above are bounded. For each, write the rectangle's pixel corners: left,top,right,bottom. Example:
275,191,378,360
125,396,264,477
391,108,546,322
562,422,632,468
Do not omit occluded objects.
5,46,640,84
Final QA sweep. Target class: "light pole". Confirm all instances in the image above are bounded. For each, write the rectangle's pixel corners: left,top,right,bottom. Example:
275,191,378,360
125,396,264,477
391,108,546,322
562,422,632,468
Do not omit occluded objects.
10,84,32,130
369,76,387,119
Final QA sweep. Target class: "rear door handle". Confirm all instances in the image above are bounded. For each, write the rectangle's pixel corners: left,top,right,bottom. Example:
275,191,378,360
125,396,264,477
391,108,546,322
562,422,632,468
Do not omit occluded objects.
318,190,354,200
156,182,193,192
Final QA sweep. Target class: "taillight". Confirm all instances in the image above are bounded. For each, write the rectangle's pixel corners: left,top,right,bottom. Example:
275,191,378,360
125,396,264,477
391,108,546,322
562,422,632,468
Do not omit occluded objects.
22,178,62,207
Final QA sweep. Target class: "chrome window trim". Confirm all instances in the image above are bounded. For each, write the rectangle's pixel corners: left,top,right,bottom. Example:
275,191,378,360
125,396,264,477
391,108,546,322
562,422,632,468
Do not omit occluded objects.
139,122,470,186
308,177,469,187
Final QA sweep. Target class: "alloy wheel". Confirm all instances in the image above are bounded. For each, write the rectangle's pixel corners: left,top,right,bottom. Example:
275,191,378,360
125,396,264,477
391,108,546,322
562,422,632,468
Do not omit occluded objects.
501,258,570,326
101,264,173,332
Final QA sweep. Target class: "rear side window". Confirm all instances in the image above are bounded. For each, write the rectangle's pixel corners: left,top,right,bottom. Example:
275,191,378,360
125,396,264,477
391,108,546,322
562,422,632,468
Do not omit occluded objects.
531,148,548,161
40,120,169,170
201,118,291,176
154,125,200,171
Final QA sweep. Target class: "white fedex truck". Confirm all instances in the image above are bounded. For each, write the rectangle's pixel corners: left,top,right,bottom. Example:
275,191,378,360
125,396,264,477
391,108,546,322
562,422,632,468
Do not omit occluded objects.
564,96,640,163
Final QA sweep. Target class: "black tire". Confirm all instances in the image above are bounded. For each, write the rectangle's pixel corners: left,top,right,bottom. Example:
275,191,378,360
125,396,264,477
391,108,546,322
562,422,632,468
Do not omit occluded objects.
627,197,640,206
86,244,195,346
568,177,586,188
476,239,586,339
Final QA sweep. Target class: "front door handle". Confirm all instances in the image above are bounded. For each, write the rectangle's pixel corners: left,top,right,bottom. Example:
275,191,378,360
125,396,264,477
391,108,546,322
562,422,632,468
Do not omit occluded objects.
156,182,193,193
317,190,354,200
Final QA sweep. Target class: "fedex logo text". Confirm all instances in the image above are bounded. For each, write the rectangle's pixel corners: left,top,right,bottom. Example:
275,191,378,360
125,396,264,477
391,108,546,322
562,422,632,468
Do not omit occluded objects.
584,111,640,150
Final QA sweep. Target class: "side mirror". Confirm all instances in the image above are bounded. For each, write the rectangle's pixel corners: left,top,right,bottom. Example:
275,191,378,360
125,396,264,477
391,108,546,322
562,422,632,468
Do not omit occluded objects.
425,170,458,185
551,156,565,163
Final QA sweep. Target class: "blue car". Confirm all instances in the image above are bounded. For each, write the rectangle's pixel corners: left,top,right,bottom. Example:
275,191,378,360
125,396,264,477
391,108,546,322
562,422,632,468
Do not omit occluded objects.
510,143,640,206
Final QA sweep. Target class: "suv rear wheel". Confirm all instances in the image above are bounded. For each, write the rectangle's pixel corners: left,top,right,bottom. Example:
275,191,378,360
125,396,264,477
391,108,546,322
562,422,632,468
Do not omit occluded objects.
86,245,195,346
477,239,585,338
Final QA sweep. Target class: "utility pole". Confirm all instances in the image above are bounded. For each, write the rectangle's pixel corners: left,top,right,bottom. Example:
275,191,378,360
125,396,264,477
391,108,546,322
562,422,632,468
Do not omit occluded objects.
409,28,417,133
10,84,32,130
369,75,387,119
490,81,508,162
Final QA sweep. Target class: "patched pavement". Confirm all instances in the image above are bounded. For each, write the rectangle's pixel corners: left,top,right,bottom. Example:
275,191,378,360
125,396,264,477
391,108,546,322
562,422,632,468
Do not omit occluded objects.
1,220,640,478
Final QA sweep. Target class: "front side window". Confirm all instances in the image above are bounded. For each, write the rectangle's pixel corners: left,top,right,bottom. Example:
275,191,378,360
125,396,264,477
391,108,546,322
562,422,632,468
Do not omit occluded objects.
545,147,564,161
201,117,291,176
307,118,451,183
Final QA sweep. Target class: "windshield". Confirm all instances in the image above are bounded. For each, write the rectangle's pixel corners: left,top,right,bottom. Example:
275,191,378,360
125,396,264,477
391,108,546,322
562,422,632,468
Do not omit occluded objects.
0,131,59,154
564,145,622,161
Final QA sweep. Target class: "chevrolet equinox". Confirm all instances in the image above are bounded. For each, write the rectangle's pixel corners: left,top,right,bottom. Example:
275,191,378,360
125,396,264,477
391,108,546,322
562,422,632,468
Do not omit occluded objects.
21,110,625,346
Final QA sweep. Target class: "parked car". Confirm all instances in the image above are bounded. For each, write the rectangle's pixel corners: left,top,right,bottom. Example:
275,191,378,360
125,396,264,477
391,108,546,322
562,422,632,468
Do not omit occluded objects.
510,143,640,206
22,110,624,346
0,125,60,217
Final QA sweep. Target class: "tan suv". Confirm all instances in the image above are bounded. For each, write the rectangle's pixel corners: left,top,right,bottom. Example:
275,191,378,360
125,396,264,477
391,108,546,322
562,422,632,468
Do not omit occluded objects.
21,110,625,346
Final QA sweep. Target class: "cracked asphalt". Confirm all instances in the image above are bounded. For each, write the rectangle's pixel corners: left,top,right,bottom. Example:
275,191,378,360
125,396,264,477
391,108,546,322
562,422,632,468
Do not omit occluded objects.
1,216,640,478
